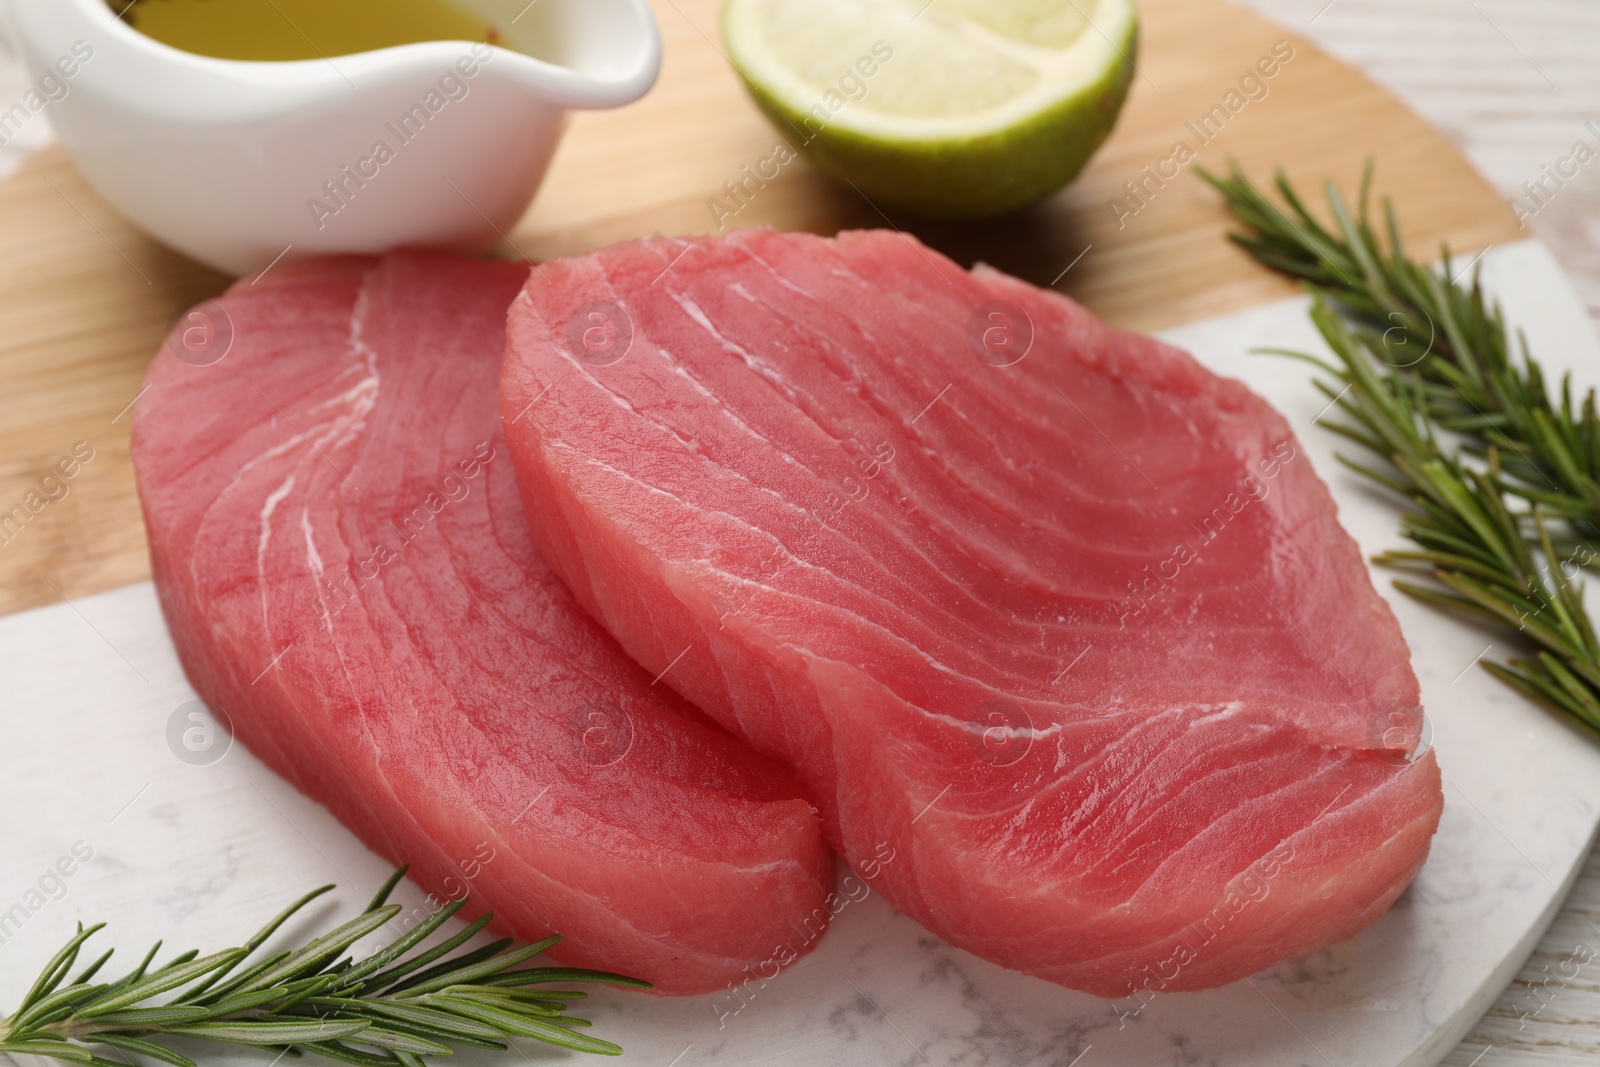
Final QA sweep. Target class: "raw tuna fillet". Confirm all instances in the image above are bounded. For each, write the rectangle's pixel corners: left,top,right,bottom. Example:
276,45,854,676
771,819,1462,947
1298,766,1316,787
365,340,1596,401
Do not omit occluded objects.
132,251,832,996
500,229,1444,997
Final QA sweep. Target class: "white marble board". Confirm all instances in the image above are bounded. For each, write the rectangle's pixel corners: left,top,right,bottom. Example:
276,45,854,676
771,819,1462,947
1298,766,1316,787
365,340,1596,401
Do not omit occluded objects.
4,239,1600,1067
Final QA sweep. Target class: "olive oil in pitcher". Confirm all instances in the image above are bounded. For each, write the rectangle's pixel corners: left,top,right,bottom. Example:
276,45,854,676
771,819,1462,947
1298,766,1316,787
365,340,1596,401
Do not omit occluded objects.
110,0,501,62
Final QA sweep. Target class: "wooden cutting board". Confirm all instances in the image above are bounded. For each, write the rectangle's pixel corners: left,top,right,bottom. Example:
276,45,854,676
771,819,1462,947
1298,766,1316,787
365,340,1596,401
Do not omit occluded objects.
0,0,1521,619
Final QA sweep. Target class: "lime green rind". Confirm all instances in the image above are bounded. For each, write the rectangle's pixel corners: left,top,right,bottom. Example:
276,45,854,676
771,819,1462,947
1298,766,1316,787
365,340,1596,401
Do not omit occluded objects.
726,10,1138,220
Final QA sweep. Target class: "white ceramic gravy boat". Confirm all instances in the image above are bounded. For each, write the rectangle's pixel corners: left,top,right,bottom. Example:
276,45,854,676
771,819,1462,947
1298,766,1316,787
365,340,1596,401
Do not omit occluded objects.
0,0,660,274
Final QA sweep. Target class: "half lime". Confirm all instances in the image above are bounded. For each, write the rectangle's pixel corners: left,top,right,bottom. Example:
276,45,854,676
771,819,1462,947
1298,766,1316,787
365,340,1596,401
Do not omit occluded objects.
723,0,1140,219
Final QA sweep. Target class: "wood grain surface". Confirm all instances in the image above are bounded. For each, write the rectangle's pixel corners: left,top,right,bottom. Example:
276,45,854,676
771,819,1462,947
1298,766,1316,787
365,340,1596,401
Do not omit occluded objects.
1238,6,1600,1064
0,0,1523,619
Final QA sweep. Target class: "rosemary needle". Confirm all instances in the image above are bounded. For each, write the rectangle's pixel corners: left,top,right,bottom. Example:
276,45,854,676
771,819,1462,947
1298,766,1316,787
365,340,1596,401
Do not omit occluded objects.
1201,161,1600,735
0,866,648,1066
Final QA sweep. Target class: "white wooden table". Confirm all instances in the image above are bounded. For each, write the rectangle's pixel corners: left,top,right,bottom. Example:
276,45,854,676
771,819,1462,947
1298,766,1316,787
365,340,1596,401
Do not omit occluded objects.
1233,2,1600,1063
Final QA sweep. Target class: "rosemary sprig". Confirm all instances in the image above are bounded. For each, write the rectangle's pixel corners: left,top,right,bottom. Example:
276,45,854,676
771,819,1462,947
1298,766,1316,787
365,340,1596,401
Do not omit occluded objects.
1202,163,1600,735
1201,162,1600,535
0,867,648,1066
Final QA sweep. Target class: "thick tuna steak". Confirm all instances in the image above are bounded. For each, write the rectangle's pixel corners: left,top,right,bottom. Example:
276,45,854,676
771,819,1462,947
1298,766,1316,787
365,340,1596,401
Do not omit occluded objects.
500,229,1444,997
132,251,832,996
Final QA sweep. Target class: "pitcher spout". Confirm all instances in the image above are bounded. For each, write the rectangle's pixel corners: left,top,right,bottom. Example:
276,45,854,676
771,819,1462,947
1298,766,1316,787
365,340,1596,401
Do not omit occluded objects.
484,0,662,110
